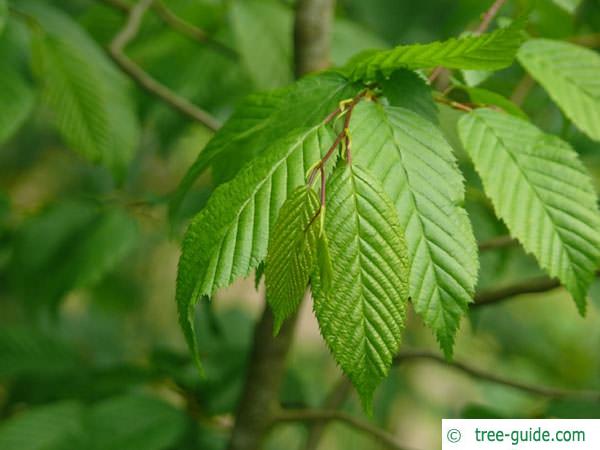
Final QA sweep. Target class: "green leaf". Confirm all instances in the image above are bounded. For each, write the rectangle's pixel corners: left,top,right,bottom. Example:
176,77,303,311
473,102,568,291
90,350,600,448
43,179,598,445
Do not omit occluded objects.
517,39,600,142
380,69,438,124
0,65,35,144
0,0,7,35
10,201,138,309
461,86,528,119
552,0,582,14
176,125,335,366
169,71,359,220
346,17,525,81
0,327,78,378
25,2,139,178
0,402,84,450
230,0,292,89
312,164,409,410
265,186,321,334
458,109,600,312
331,18,388,66
350,102,478,356
88,394,187,450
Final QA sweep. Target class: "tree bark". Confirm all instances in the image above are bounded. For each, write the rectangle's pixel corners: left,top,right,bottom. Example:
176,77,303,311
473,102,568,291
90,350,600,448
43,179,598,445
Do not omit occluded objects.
294,0,335,78
226,309,299,450
226,2,335,449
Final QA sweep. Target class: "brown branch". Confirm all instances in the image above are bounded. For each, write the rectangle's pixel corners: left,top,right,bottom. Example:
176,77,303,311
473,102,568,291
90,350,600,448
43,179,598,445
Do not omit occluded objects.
568,33,600,48
100,0,238,58
108,0,221,131
226,2,336,450
478,235,516,252
430,0,507,84
151,1,238,59
294,0,335,77
476,0,508,34
473,276,561,308
395,350,600,401
226,309,299,450
510,74,535,106
274,409,419,450
301,377,353,450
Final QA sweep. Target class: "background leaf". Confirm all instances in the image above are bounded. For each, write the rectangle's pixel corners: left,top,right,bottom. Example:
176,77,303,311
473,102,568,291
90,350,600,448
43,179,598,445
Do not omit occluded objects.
0,402,84,450
459,109,600,312
0,64,35,144
25,2,140,178
312,164,409,410
88,394,187,450
230,0,293,89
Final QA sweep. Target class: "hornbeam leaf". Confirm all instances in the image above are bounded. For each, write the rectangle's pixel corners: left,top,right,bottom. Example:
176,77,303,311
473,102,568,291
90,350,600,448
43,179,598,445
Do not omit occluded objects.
517,39,600,142
169,72,360,221
176,126,335,365
312,164,409,411
265,186,321,334
346,17,525,81
380,69,438,124
350,102,478,356
459,109,600,312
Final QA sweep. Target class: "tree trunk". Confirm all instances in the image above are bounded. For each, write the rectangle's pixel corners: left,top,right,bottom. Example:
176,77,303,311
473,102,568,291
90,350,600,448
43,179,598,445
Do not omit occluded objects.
226,1,335,449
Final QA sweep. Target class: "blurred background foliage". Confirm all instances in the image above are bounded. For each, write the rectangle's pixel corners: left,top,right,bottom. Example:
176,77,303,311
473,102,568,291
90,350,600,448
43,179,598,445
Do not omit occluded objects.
1,0,600,449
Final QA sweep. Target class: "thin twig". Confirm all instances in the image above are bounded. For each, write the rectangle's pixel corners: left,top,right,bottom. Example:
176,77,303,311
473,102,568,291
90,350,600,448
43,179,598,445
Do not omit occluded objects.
478,235,516,252
108,0,221,130
510,74,535,106
395,350,600,401
100,0,238,58
152,1,238,59
302,377,353,450
476,0,508,34
274,409,418,450
430,0,507,84
473,276,561,307
568,33,600,48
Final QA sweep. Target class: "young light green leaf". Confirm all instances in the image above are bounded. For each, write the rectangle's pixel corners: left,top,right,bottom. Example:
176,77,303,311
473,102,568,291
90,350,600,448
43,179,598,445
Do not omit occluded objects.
312,164,409,411
380,69,438,124
25,2,139,178
0,65,35,144
346,17,525,81
176,125,335,365
169,72,360,221
230,0,292,89
350,102,478,356
265,186,321,334
459,109,600,312
518,39,600,141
